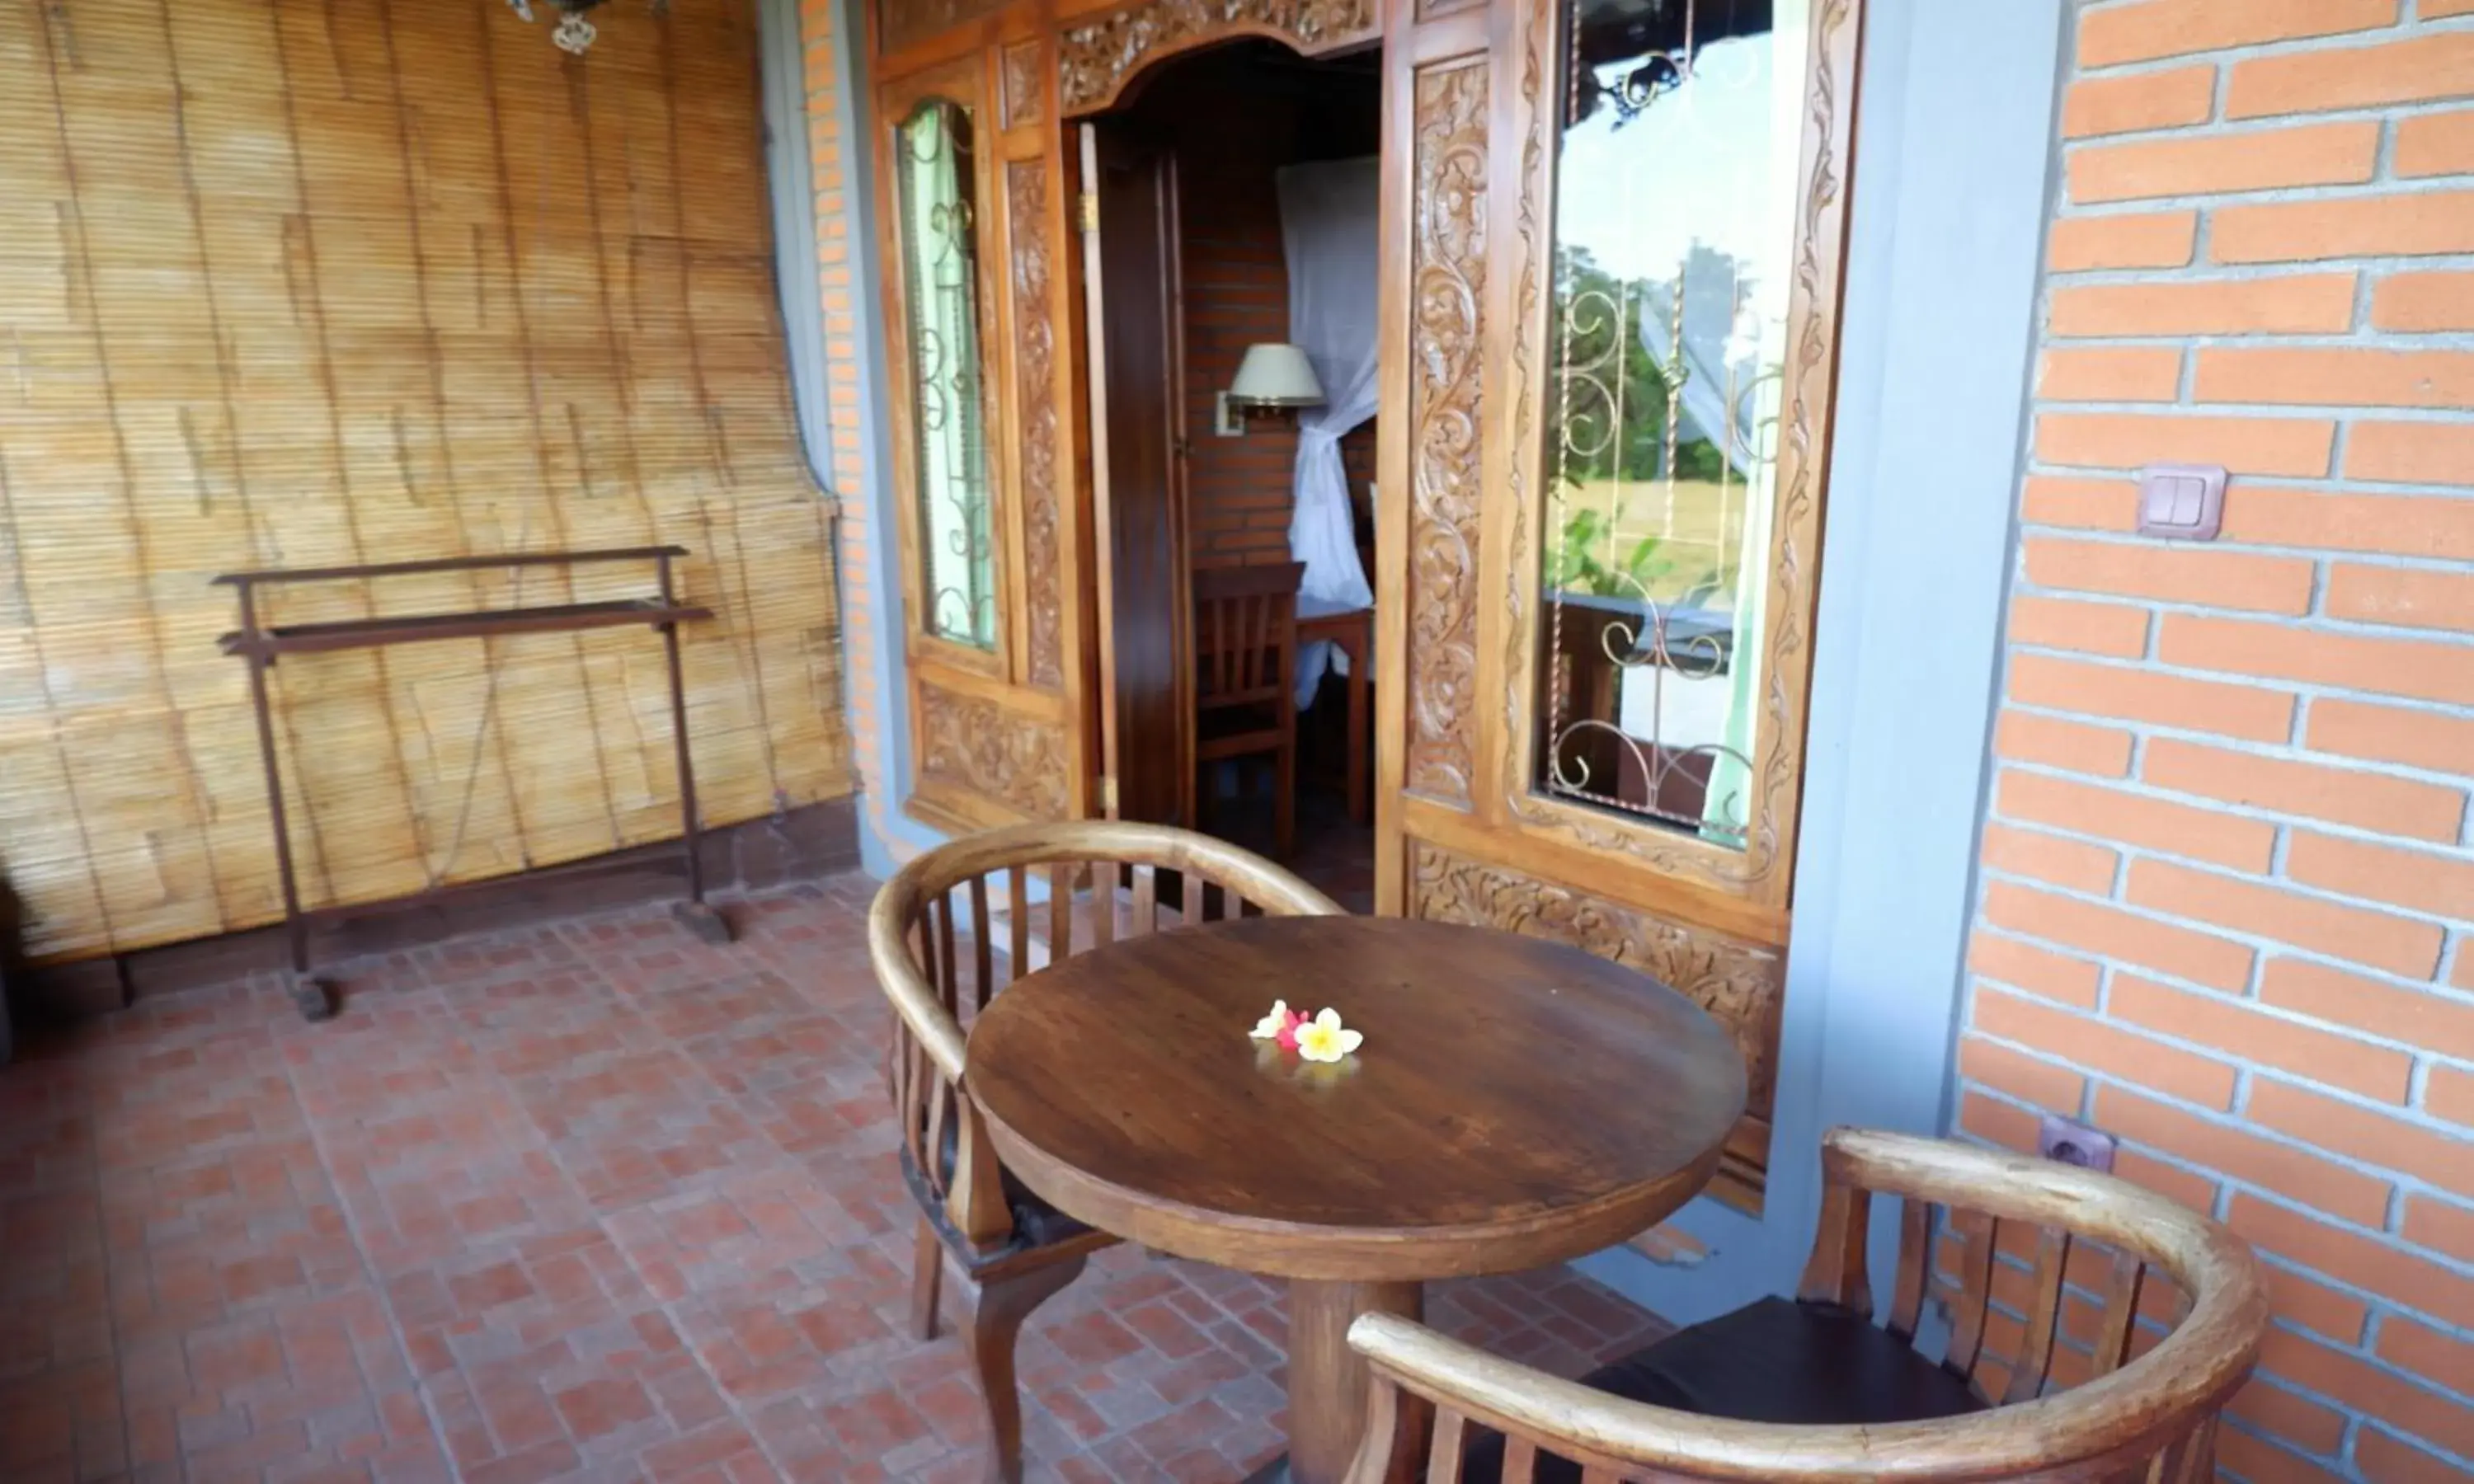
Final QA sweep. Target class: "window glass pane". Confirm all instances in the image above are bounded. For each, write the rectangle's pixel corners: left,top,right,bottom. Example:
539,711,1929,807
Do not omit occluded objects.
896,98,998,650
1537,0,1809,848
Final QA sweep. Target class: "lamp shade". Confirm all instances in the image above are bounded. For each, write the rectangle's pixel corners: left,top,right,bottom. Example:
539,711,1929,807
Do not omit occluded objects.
1227,343,1325,407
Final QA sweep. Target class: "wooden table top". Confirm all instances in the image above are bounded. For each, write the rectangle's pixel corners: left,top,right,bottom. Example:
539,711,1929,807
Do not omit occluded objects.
966,915,1747,1281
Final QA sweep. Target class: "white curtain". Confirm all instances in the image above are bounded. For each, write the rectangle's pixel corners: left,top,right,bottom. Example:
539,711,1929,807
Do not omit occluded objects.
1277,157,1380,706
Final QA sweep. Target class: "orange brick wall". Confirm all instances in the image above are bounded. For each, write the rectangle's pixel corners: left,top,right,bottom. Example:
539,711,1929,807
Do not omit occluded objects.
1961,3,2474,1480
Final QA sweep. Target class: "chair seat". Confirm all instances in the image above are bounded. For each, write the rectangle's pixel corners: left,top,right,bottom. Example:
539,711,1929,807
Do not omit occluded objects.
1462,1297,1985,1483
898,1138,1091,1270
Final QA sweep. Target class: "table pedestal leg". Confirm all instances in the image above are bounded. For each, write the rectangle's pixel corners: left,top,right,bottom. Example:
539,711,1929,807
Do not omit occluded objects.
1277,1278,1423,1484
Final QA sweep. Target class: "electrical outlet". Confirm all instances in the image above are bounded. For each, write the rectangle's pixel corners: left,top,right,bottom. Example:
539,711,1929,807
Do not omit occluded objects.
2037,1115,2118,1174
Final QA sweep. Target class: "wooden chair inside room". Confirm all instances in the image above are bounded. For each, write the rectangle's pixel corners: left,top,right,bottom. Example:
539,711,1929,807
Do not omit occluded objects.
868,819,1343,1484
1192,560,1305,857
1343,1127,2269,1484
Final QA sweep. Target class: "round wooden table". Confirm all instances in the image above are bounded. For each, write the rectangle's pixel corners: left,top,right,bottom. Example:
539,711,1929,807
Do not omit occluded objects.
964,915,1747,1484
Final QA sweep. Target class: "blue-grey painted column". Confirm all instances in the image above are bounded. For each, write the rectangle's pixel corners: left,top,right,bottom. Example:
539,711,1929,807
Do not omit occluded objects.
833,0,950,875
1575,0,2067,1322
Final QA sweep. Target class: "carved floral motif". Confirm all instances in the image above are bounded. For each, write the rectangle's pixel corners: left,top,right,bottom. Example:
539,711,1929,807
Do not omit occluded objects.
918,684,1069,819
1409,843,1781,1119
877,0,1009,54
1058,0,1378,114
1001,40,1044,129
1404,61,1487,807
1007,160,1064,692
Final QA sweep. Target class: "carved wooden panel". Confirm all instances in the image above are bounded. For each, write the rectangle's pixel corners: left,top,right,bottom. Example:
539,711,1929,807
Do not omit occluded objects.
1490,0,1860,903
1006,160,1065,692
1402,59,1487,808
1000,40,1044,129
1058,0,1378,115
877,0,1010,55
1409,842,1781,1121
919,683,1069,819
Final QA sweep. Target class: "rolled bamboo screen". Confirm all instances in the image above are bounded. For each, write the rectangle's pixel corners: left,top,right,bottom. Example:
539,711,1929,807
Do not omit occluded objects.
0,0,851,963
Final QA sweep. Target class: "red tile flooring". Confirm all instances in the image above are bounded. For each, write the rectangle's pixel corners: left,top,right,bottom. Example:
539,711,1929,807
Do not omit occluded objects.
1,875,1671,1483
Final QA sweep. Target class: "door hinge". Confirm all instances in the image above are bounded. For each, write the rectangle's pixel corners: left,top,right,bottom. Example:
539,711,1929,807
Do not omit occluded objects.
1078,191,1099,234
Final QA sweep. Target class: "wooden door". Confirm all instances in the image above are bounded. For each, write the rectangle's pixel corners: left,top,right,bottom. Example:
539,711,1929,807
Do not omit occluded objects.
1079,120,1193,828
1370,0,1864,1207
873,40,1097,833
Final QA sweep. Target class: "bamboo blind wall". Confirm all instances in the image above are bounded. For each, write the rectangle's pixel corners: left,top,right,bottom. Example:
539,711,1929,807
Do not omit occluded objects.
0,0,851,963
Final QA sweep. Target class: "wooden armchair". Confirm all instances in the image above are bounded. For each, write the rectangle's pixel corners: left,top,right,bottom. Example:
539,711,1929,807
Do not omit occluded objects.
1192,560,1305,857
1344,1128,2269,1484
867,819,1343,1484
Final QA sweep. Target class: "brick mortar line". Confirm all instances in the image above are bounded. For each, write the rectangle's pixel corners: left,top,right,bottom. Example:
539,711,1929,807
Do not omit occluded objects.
1991,746,2474,844
1965,899,2472,1092
2062,92,2474,148
2030,399,2474,424
1966,911,2469,1072
2053,175,2474,218
1975,856,2467,991
2020,464,2474,496
1980,815,2474,941
2067,92,2474,148
2072,12,2474,78
2001,641,2474,717
1964,980,2448,1127
2040,331,2474,350
2044,263,2474,291
1968,906,2473,1025
2005,581,2474,640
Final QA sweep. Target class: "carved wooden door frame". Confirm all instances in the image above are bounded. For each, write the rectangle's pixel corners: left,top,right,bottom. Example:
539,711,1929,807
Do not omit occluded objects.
872,36,1095,833
1371,0,1864,1208
862,0,1860,1204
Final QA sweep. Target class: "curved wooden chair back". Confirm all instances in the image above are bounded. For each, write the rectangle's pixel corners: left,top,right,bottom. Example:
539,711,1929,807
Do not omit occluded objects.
868,819,1343,1252
1345,1128,2269,1483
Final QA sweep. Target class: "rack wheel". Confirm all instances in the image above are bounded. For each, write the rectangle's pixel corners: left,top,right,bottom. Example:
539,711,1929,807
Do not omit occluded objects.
292,977,338,1022
674,899,732,945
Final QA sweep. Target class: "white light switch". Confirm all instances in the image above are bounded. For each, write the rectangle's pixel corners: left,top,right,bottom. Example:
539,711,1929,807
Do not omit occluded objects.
2137,463,2226,541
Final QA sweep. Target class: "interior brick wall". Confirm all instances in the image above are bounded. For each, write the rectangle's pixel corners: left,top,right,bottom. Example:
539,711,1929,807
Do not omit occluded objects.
1182,134,1310,566
1139,54,1380,569
1959,4,2474,1480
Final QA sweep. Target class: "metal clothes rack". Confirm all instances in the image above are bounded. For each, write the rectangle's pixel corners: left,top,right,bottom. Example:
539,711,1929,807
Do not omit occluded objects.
215,545,728,1021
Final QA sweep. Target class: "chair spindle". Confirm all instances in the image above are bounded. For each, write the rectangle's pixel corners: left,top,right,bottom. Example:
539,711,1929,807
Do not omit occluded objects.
2091,1247,2147,1378
1944,1214,2000,1383
1049,862,1076,961
967,875,993,1008
2003,1226,2072,1404
1887,1196,1933,1343
1006,866,1030,983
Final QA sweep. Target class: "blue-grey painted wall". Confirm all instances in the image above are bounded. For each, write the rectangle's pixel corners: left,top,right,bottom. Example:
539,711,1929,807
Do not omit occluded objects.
1573,0,2067,1317
827,0,949,876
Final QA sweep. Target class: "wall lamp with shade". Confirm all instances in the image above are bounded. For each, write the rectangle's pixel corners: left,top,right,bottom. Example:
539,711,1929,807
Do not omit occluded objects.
1216,342,1324,436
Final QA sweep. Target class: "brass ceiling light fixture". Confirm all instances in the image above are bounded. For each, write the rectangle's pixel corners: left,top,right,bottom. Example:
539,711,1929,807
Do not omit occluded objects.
506,0,670,56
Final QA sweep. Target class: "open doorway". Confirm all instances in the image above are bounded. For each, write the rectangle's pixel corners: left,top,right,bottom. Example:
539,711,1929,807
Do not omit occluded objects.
1084,40,1382,913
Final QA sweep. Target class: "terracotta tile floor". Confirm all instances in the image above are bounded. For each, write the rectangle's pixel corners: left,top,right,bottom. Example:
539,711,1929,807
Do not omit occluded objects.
0,875,1670,1484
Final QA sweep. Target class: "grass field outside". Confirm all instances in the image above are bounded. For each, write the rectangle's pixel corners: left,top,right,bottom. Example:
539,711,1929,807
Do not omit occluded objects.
1550,476,1747,608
